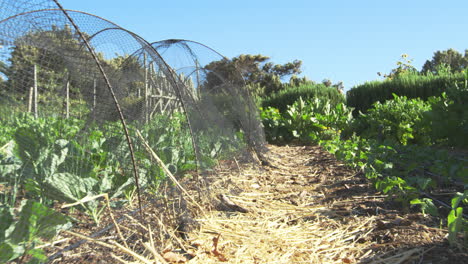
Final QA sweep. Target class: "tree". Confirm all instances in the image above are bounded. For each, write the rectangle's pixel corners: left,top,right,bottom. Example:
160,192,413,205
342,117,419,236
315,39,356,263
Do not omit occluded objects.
421,48,468,74
322,79,332,87
332,81,344,94
0,60,7,86
288,75,314,87
377,54,417,79
104,54,146,97
6,24,86,97
2,25,138,119
321,79,344,94
203,54,302,96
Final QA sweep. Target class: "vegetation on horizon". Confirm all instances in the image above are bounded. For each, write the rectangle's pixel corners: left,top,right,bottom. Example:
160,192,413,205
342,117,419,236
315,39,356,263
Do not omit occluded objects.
347,49,468,114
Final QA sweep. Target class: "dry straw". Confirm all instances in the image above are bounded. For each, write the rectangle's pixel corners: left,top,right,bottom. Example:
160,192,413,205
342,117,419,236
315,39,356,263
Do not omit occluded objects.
188,194,375,263
52,145,447,263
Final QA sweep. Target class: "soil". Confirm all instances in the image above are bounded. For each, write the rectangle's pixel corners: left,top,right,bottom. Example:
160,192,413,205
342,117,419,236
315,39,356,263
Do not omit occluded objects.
38,144,467,263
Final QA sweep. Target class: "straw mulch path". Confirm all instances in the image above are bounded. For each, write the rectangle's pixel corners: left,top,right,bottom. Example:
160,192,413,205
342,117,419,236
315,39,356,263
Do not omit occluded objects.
186,145,466,264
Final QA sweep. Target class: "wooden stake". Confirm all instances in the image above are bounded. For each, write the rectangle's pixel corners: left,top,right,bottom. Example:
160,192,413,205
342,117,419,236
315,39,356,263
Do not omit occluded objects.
66,80,70,119
33,64,38,118
144,53,149,123
149,63,154,111
93,78,97,120
28,86,33,113
159,73,163,113
93,78,97,110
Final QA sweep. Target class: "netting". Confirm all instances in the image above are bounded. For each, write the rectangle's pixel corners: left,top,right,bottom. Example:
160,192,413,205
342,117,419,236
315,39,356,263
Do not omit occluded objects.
0,0,266,260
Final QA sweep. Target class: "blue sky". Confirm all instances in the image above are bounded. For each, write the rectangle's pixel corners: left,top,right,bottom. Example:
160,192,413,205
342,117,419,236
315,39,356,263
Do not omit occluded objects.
62,0,468,91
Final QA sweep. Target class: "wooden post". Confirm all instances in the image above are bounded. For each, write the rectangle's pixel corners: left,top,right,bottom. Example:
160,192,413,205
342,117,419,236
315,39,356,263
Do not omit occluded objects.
33,64,38,118
144,53,149,123
159,72,163,113
93,78,97,120
149,63,154,110
65,80,70,119
93,78,97,110
28,86,33,113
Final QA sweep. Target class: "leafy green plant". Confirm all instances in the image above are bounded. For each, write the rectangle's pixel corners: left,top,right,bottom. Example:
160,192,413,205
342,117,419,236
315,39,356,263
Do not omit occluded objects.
1,109,240,226
260,106,290,143
320,135,369,169
261,97,353,144
350,94,431,145
0,115,133,223
424,70,468,148
410,198,439,216
448,191,468,246
0,200,71,263
261,83,345,112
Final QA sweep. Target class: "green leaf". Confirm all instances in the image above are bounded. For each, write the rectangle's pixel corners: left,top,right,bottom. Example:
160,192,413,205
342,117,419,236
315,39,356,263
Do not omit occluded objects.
111,176,135,199
0,242,24,262
451,191,468,209
49,139,69,176
14,127,43,162
375,176,407,194
43,173,98,203
448,207,464,245
292,130,299,138
98,172,113,194
0,140,15,158
415,177,434,190
26,248,47,263
410,198,439,216
9,200,71,244
0,206,14,242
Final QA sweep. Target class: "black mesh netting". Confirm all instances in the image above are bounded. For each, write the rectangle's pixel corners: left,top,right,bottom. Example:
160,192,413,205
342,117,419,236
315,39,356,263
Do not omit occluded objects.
0,0,266,261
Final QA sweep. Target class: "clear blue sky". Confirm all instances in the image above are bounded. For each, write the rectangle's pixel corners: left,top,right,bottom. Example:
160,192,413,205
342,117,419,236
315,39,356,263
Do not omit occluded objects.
62,0,468,91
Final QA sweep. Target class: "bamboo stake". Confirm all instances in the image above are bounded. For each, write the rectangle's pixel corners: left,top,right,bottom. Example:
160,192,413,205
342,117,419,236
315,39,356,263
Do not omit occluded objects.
149,63,154,112
28,86,33,113
144,53,149,123
66,80,70,119
159,73,163,113
93,78,97,110
33,64,38,118
93,78,96,120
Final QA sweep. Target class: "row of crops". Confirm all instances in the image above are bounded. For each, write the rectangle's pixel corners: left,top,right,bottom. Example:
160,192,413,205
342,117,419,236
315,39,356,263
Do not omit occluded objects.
0,111,244,262
260,72,468,247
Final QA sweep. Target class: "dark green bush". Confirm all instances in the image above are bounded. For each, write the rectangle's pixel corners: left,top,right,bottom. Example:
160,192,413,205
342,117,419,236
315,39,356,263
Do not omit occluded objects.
261,83,345,112
347,72,465,114
424,83,468,148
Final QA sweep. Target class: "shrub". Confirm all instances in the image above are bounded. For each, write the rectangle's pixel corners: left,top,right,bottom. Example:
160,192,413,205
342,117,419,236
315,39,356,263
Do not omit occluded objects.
347,72,465,114
349,94,432,145
424,80,468,148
